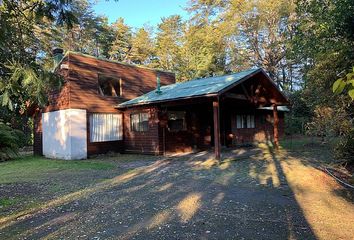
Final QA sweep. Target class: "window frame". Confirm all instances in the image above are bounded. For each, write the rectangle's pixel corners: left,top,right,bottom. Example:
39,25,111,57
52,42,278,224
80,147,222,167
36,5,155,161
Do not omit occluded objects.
236,114,255,129
89,113,123,143
97,73,122,97
130,112,149,132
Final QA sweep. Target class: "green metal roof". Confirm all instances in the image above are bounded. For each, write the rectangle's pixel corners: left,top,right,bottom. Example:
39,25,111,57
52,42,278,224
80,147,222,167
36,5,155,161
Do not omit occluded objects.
118,68,261,108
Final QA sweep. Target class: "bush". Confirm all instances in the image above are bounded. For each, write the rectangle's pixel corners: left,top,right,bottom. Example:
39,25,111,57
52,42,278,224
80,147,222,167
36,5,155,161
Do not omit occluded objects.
0,122,25,161
306,106,352,142
13,129,27,148
334,129,354,164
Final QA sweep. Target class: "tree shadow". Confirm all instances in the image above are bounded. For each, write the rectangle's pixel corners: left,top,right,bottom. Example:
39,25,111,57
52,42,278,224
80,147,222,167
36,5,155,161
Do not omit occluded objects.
0,147,324,239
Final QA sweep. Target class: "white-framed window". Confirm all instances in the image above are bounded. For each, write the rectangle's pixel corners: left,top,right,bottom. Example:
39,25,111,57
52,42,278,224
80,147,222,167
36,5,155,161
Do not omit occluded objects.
236,114,255,129
168,111,187,132
90,113,123,142
131,112,149,132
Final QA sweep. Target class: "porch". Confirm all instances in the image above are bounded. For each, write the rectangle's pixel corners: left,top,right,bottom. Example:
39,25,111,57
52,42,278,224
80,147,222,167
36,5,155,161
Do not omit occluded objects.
118,68,289,160
157,97,284,160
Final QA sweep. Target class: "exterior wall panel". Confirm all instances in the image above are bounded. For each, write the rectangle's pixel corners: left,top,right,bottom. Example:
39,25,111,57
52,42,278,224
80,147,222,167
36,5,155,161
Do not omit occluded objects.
123,106,160,154
42,109,87,160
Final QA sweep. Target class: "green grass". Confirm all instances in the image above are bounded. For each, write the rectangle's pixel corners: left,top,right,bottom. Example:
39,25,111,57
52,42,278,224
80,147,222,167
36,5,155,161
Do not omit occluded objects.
0,197,22,208
0,156,115,184
279,136,320,150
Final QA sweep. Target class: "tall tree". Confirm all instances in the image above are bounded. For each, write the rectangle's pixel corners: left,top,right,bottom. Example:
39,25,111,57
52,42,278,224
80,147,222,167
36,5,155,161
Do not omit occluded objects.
130,26,156,65
187,0,299,90
109,18,133,61
155,15,184,73
0,0,76,111
293,0,354,107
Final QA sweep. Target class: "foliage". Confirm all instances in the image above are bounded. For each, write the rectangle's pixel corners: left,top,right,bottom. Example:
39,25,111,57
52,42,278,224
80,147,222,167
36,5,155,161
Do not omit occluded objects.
109,18,133,61
0,122,26,161
333,67,354,100
0,0,76,110
306,106,352,142
334,129,354,164
284,91,311,134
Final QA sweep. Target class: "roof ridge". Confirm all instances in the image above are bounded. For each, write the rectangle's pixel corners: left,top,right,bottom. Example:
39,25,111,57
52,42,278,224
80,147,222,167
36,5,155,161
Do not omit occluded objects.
62,51,175,74
186,68,259,82
160,68,259,90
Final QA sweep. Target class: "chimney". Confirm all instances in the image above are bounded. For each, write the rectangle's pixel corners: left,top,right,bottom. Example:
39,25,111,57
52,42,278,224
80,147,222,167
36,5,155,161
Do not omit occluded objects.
52,48,64,68
155,73,162,94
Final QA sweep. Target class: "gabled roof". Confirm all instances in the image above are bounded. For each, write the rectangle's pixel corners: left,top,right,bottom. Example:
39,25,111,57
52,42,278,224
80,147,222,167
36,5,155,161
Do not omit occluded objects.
118,68,262,108
54,51,174,74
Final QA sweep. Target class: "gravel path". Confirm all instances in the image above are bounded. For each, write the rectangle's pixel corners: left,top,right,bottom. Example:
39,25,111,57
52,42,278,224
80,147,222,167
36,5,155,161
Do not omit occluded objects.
0,147,353,240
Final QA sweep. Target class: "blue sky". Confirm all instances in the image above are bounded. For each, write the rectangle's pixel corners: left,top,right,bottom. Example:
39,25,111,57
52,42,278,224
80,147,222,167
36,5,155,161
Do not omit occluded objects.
93,0,189,29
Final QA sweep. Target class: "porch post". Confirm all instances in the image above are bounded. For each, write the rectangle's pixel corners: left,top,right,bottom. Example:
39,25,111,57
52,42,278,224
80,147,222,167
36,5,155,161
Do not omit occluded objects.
213,98,221,160
273,104,279,149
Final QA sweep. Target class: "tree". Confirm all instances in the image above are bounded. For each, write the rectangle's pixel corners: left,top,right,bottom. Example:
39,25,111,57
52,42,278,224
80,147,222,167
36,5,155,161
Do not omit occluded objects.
293,0,354,107
186,0,299,90
130,26,156,65
0,0,76,111
109,18,133,61
155,15,184,73
333,67,354,101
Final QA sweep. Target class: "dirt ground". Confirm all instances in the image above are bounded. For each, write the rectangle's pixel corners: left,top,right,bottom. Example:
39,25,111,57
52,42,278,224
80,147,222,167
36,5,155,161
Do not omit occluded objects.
0,143,353,240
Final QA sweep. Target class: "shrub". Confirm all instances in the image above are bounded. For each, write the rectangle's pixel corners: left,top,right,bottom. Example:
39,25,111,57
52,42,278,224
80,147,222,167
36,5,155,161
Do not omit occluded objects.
0,122,25,161
306,106,352,142
334,129,354,165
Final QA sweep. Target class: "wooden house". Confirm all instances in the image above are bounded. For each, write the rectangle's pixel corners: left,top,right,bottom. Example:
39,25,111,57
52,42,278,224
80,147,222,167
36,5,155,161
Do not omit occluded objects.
34,50,289,160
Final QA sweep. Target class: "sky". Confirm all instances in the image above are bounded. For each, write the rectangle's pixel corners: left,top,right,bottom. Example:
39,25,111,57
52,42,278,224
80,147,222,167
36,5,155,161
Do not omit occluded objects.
93,0,189,29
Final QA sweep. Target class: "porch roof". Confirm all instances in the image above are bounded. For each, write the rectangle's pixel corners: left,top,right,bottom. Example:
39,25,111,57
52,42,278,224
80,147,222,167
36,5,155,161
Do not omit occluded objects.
118,68,262,108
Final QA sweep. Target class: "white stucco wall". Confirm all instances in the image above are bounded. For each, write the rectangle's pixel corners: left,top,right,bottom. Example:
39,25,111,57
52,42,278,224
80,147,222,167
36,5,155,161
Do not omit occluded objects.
42,109,87,160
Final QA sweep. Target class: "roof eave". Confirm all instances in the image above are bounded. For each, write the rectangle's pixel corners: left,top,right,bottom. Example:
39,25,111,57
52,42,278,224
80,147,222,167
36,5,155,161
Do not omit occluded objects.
116,93,219,109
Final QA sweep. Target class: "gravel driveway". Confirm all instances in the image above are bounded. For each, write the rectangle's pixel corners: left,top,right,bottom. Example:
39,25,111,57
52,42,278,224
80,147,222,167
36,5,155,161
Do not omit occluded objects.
0,145,353,240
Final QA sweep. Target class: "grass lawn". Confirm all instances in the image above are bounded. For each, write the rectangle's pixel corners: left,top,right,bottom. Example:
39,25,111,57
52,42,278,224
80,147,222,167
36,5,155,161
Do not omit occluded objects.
0,156,114,184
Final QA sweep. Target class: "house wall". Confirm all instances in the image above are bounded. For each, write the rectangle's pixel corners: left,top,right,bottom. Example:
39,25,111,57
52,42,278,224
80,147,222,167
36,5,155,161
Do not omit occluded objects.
42,109,87,160
35,52,175,157
65,53,175,112
123,106,161,154
230,110,285,145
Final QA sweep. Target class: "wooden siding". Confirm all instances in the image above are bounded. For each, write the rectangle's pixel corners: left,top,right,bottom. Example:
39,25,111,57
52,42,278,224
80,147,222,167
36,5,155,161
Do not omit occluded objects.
43,52,175,113
36,52,175,156
67,53,175,113
44,67,71,112
123,106,161,154
230,111,284,145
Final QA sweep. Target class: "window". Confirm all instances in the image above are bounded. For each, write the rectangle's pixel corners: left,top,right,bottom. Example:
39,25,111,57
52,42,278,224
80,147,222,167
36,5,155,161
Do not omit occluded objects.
90,114,123,142
168,111,186,132
131,112,149,132
236,114,255,129
98,74,121,97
